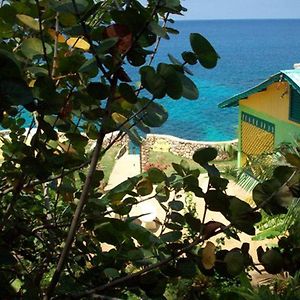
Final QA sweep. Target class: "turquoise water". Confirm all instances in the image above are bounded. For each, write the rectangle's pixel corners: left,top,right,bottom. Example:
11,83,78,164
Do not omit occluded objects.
140,19,300,141
16,19,300,141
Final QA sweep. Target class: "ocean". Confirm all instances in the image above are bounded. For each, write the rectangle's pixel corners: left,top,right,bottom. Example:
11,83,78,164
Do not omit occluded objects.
142,19,300,141
15,19,300,141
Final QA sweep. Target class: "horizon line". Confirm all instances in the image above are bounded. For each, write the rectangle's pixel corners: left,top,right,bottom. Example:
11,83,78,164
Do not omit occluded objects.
174,17,300,21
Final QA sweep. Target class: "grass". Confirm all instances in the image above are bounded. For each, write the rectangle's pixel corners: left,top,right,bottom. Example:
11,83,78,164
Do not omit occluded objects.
98,144,122,184
147,150,237,177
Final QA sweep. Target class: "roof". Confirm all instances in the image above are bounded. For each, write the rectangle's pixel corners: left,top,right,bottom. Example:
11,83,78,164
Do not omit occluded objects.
219,69,300,108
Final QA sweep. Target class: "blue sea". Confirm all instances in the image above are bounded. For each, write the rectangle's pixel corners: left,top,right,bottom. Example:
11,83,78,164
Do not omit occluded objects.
16,20,300,141
138,19,300,141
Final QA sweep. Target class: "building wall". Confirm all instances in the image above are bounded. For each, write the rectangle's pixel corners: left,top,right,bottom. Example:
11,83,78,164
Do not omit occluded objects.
240,82,289,121
237,82,300,167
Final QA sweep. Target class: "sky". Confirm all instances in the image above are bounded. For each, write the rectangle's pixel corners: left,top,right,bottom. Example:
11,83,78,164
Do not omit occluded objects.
178,0,300,20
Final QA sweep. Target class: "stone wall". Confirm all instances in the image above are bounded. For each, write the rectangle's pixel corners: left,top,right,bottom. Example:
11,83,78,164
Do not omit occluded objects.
141,134,238,171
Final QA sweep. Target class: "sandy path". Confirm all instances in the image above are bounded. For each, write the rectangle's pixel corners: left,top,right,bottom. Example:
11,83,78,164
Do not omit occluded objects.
106,156,271,267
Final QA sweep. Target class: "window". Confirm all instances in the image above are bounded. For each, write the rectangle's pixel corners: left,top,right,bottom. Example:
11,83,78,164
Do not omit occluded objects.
290,87,300,123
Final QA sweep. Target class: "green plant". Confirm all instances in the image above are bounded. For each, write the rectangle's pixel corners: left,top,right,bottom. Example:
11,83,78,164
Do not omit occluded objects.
1,1,300,299
222,165,238,180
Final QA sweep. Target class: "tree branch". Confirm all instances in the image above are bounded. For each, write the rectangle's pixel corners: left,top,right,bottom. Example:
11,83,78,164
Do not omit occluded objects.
45,0,120,287
51,12,59,78
35,0,51,75
45,131,107,299
148,12,170,66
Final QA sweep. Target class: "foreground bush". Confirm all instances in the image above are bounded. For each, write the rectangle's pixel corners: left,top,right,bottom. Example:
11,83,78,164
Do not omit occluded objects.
0,1,300,299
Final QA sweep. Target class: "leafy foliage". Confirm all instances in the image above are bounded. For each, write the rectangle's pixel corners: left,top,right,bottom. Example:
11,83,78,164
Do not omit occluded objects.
0,0,299,299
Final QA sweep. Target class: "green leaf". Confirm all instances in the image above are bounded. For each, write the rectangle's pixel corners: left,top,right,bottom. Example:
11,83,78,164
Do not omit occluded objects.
253,179,288,215
166,27,179,35
0,20,13,38
168,53,182,65
97,37,119,54
180,159,190,171
253,228,282,241
0,4,17,25
224,250,245,276
161,231,182,243
16,14,40,31
190,33,220,69
140,66,166,99
128,222,161,248
139,272,167,297
165,223,182,231
103,268,120,280
0,248,17,265
204,190,229,214
228,197,261,235
169,200,184,211
59,12,77,27
21,38,52,59
0,79,34,105
49,0,89,14
148,21,169,39
170,212,185,225
91,170,104,188
155,184,170,202
176,258,197,278
127,48,147,66
0,49,22,79
39,118,58,141
33,77,56,104
104,176,140,203
86,82,109,100
134,118,151,133
260,249,284,274
172,162,185,176
94,221,123,246
273,165,296,185
183,175,201,195
142,101,168,128
26,66,48,77
177,73,199,100
167,53,194,75
127,128,143,145
157,63,183,99
185,213,202,231
119,83,137,104
193,147,218,165
136,178,153,196
181,51,198,65
78,58,98,76
58,52,86,75
147,168,166,184
66,133,89,149
127,249,144,261
209,176,229,191
164,0,181,9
